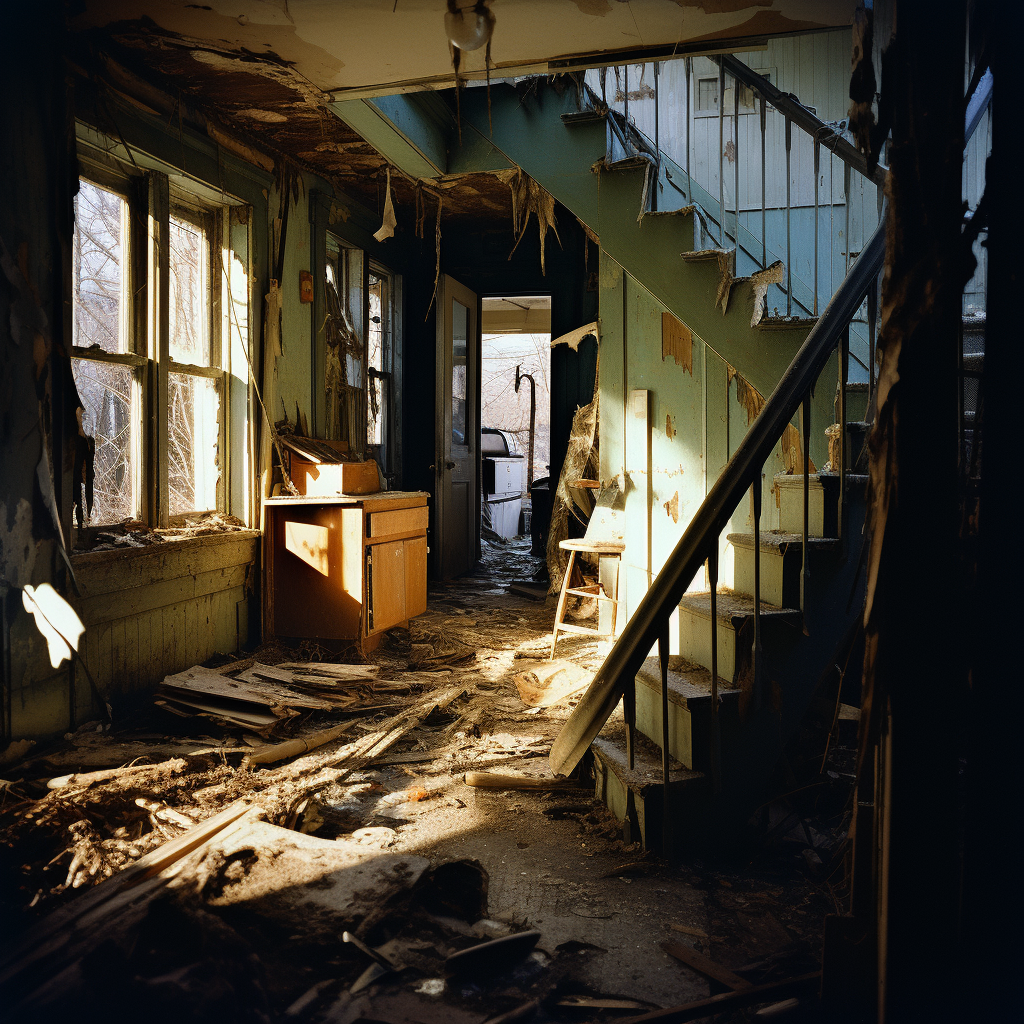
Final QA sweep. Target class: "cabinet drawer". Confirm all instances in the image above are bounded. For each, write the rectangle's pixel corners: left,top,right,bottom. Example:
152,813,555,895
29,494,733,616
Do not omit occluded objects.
367,505,428,539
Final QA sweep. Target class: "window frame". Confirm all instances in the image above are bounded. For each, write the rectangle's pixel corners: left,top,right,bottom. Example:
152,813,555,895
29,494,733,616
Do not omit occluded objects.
71,156,242,538
366,259,396,477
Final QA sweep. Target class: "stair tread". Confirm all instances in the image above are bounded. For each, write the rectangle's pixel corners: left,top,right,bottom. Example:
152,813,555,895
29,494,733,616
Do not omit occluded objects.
680,247,731,263
773,470,867,486
757,316,818,329
727,531,837,553
680,588,800,625
635,655,740,702
561,109,606,125
600,156,650,172
592,734,706,786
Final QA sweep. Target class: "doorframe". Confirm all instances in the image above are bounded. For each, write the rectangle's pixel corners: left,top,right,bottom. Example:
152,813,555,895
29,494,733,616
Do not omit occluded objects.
434,274,481,579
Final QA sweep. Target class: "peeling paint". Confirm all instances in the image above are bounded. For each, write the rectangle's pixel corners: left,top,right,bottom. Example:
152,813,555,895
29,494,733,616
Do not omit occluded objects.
664,491,679,523
662,312,693,374
665,413,676,439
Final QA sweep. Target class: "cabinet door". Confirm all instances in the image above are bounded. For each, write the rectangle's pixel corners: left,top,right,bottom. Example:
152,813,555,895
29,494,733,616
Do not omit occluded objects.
404,535,428,620
368,540,406,634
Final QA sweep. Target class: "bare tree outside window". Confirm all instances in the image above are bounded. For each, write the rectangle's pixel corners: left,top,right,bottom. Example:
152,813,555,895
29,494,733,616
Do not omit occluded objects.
71,179,135,525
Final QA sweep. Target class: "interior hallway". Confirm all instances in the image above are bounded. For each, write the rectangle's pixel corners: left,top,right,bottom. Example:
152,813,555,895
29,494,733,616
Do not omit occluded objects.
0,535,844,1022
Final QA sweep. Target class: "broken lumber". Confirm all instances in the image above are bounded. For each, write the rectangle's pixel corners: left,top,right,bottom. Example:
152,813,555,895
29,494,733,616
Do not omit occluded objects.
615,972,821,1023
661,939,752,990
244,722,355,767
463,771,582,791
47,758,187,790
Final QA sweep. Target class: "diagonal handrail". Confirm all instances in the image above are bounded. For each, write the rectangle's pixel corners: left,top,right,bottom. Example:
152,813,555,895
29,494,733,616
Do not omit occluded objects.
549,68,993,778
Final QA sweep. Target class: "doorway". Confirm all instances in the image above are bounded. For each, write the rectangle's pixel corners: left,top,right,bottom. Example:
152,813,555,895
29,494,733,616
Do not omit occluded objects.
480,295,551,555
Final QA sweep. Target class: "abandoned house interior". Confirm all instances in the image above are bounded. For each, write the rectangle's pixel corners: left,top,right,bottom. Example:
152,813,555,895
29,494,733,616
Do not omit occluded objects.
0,0,1016,1021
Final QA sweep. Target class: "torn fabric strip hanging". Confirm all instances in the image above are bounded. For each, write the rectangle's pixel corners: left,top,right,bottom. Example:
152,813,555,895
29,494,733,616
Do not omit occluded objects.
373,167,397,243
495,167,561,276
551,321,600,352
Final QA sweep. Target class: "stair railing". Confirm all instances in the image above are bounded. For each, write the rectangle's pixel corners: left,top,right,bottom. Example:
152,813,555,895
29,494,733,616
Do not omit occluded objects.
550,70,995,823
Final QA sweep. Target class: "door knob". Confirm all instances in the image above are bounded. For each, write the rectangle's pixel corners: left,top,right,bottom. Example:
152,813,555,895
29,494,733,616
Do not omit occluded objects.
446,461,456,470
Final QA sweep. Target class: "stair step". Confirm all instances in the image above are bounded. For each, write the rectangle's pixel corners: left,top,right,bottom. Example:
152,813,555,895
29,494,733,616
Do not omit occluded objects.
592,734,711,854
962,352,983,373
677,590,801,684
599,155,651,173
633,655,739,770
727,531,837,608
680,247,731,263
756,315,818,330
561,109,607,126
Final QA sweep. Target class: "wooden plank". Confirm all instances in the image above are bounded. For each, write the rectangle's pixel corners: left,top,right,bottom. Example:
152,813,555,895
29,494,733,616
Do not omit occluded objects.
164,664,338,711
78,562,249,627
368,539,406,635
110,618,126,698
661,940,752,991
404,536,428,620
73,532,258,596
367,506,428,539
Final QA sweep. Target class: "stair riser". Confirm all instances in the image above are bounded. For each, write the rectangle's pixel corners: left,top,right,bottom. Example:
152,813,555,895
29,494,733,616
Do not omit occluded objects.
732,546,790,607
635,677,693,768
677,608,739,682
775,481,829,536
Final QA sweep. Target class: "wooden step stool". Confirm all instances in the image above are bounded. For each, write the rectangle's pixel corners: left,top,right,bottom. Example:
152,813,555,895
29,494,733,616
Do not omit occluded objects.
549,538,625,659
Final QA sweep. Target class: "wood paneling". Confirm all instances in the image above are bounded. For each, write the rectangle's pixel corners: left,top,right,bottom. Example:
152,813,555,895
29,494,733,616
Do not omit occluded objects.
404,535,428,620
369,540,407,634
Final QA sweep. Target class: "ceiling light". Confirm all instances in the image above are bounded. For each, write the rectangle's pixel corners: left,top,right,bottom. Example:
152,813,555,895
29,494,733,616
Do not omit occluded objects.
445,1,495,52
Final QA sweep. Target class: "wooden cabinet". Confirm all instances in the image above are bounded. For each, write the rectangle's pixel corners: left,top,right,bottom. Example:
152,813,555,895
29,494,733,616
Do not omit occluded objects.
264,491,429,652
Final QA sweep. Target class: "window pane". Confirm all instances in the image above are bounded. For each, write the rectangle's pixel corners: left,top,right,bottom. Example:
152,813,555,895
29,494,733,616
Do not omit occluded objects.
73,180,128,354
168,372,220,515
698,78,718,112
367,273,386,447
169,213,210,365
452,299,468,448
71,358,134,525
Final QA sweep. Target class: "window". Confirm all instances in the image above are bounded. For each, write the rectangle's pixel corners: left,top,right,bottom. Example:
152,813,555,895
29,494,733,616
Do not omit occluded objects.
71,165,239,531
367,264,394,466
695,71,773,116
696,77,719,114
324,235,364,452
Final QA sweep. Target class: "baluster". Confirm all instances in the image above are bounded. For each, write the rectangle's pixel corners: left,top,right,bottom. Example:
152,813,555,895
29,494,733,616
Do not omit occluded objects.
624,673,635,771
685,58,692,189
709,545,722,796
867,271,877,400
839,326,849,541
733,72,740,246
760,93,767,270
752,478,764,707
719,62,726,245
659,621,671,855
785,116,792,316
624,63,629,124
800,394,811,629
600,66,607,106
844,163,851,277
813,140,820,315
653,61,660,214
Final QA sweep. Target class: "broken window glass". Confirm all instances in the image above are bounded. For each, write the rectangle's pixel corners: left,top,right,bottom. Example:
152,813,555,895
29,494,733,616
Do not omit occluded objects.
367,271,387,448
73,180,128,354
168,372,220,516
169,211,211,366
325,237,364,452
71,358,135,525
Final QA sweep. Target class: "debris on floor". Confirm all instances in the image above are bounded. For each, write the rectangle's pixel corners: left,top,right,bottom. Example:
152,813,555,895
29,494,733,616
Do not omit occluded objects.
0,538,843,1022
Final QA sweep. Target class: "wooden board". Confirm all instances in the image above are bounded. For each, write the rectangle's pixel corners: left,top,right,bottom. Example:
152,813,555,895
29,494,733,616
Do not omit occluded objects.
404,536,428,620
368,540,406,635
367,506,429,539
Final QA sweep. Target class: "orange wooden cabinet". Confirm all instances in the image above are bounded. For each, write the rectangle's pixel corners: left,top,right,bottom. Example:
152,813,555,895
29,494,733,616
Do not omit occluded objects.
264,491,429,652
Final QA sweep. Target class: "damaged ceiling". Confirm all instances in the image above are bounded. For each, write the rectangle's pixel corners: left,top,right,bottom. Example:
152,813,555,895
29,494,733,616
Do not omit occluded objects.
68,1,855,228
72,1,857,99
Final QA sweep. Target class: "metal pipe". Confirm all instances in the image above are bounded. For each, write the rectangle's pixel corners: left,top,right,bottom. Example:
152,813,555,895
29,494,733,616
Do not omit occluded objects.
709,545,721,796
659,623,671,854
719,62,726,244
785,116,792,316
514,365,536,493
814,141,820,316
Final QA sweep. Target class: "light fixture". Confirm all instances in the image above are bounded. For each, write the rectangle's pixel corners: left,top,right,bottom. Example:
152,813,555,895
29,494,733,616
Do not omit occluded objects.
445,1,495,52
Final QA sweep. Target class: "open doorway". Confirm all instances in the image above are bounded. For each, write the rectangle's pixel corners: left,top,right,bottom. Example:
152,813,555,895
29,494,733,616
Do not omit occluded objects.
480,296,552,587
